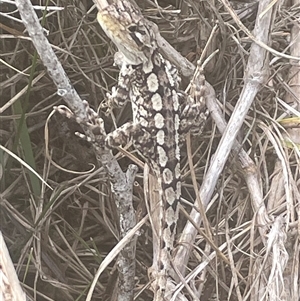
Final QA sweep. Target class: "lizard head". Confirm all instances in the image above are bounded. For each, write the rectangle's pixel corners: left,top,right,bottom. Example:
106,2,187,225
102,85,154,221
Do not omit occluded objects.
96,1,157,65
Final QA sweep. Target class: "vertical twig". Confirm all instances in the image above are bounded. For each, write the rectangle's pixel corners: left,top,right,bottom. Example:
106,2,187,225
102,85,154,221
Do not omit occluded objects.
0,231,27,301
174,0,276,275
14,1,138,300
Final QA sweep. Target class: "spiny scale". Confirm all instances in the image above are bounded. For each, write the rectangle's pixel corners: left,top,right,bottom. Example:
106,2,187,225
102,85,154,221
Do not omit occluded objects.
97,1,180,299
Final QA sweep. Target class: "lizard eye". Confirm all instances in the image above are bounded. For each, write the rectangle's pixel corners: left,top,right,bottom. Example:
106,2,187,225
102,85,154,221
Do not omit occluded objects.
127,24,137,32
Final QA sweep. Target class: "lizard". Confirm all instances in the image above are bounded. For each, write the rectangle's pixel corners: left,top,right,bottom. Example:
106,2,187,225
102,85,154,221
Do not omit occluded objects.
86,1,207,299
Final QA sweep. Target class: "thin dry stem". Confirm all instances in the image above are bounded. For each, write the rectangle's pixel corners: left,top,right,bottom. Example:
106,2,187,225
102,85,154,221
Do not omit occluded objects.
1,0,300,300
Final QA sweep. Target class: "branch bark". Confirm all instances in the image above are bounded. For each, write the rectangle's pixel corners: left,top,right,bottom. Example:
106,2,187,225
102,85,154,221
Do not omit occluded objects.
14,1,137,301
0,231,27,301
172,0,275,276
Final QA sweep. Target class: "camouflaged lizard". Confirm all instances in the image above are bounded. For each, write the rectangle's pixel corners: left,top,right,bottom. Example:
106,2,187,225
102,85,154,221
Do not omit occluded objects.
89,1,207,299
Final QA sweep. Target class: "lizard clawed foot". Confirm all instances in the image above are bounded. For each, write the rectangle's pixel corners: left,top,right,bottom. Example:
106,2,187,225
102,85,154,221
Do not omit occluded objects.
75,100,107,146
54,101,107,146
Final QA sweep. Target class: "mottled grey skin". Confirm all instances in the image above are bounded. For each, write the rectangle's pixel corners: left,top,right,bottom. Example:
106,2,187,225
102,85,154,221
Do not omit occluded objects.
94,1,206,299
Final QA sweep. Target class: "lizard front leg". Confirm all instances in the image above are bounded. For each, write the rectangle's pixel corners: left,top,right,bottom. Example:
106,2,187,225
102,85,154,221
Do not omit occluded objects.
57,100,142,150
179,95,208,137
179,69,209,137
86,109,143,149
104,52,134,110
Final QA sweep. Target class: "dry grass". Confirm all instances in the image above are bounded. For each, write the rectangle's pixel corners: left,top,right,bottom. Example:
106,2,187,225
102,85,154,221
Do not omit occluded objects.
0,0,299,300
